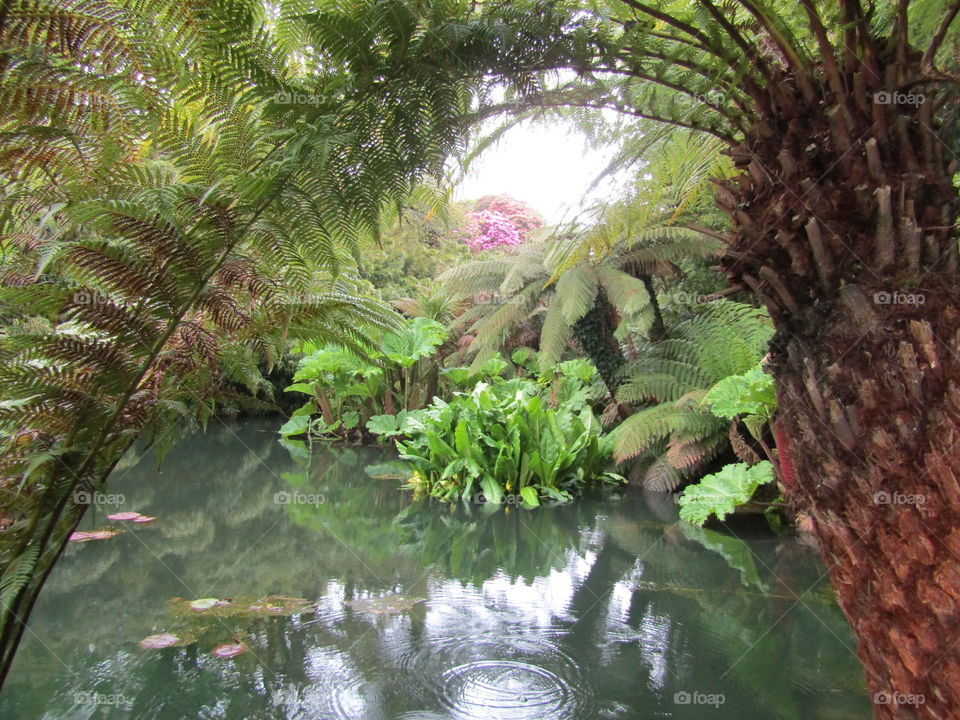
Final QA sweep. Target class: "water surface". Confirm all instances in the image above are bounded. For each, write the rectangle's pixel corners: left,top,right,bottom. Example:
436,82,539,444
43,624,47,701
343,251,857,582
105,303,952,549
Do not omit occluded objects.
2,419,870,719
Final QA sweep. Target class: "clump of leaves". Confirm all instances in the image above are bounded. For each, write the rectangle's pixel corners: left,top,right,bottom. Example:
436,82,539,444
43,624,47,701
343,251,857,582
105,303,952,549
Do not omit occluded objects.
677,461,775,526
368,360,622,505
281,317,448,438
612,302,774,491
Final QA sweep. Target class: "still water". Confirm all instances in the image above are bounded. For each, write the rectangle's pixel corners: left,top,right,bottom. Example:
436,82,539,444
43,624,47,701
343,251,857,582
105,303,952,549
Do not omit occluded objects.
1,419,870,719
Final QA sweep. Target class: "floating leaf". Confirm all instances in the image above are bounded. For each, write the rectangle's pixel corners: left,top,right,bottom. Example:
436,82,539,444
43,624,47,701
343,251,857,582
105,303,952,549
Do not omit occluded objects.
69,530,120,542
138,633,180,649
169,595,311,619
347,593,425,615
189,598,220,611
211,643,246,658
106,511,142,521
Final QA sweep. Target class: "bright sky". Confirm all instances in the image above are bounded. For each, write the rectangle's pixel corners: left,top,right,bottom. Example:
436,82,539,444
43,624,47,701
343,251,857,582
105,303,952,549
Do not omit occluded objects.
454,120,621,226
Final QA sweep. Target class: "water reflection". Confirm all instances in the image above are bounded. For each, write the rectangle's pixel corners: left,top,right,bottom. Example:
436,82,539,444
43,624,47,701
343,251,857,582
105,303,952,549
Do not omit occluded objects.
1,419,869,719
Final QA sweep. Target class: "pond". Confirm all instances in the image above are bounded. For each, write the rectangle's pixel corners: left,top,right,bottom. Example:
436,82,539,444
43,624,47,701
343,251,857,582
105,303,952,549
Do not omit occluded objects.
1,419,871,719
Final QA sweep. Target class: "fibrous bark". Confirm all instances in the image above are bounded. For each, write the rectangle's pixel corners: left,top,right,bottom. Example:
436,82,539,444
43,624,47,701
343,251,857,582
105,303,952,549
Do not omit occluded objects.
718,53,960,719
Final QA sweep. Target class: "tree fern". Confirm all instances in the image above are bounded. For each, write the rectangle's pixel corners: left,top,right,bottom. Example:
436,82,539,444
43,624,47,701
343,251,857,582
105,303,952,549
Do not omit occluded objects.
0,0,489,686
611,301,773,490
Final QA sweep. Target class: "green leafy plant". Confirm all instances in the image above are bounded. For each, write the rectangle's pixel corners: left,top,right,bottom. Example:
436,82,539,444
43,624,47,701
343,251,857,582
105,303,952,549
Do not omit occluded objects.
612,301,773,490
677,461,775,526
368,363,622,505
282,317,448,438
705,364,776,417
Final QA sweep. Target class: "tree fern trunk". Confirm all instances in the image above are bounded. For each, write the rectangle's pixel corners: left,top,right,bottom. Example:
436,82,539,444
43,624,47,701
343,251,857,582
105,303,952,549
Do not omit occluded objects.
639,274,665,341
571,288,626,397
719,56,960,718
773,298,960,718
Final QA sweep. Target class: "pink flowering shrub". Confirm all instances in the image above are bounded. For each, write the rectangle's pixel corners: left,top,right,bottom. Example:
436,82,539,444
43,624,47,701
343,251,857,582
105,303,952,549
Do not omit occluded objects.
460,196,543,252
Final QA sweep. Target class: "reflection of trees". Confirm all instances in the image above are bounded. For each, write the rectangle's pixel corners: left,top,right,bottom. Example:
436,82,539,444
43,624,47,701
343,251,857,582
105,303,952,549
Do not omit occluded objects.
2,422,870,719
571,490,871,719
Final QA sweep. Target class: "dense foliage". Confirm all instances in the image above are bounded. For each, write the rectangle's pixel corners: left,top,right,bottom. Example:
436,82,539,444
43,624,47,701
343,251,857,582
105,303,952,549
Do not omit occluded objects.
4,0,960,709
281,317,448,438
368,356,622,504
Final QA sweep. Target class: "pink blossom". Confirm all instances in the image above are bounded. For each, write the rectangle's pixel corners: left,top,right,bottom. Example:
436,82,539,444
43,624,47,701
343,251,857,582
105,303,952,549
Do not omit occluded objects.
459,196,543,252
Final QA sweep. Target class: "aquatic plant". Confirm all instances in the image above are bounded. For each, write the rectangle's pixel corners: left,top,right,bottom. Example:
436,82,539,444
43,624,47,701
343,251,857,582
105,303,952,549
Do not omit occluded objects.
369,364,622,504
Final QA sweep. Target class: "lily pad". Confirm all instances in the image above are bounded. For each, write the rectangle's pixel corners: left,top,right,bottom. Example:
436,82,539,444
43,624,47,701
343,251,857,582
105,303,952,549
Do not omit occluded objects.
106,511,142,521
138,633,181,649
189,598,221,611
169,595,311,619
69,529,120,542
211,643,246,658
347,593,425,615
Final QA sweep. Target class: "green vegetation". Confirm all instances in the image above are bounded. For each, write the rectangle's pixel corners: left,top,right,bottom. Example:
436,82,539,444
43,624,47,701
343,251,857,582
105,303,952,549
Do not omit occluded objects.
2,0,960,711
369,356,622,504
281,317,448,438
678,462,776,526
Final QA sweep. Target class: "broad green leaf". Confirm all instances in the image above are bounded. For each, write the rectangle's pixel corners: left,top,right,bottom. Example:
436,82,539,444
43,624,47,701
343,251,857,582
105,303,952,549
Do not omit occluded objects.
519,486,539,507
279,414,310,437
678,461,775,526
284,383,316,395
479,476,503,504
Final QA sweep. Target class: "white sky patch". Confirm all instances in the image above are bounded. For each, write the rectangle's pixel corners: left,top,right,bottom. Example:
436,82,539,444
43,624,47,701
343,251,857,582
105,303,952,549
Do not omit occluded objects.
455,119,622,226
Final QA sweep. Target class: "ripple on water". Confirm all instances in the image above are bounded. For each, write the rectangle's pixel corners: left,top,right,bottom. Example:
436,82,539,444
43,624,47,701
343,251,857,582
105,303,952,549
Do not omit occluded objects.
440,659,572,720
393,633,587,720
